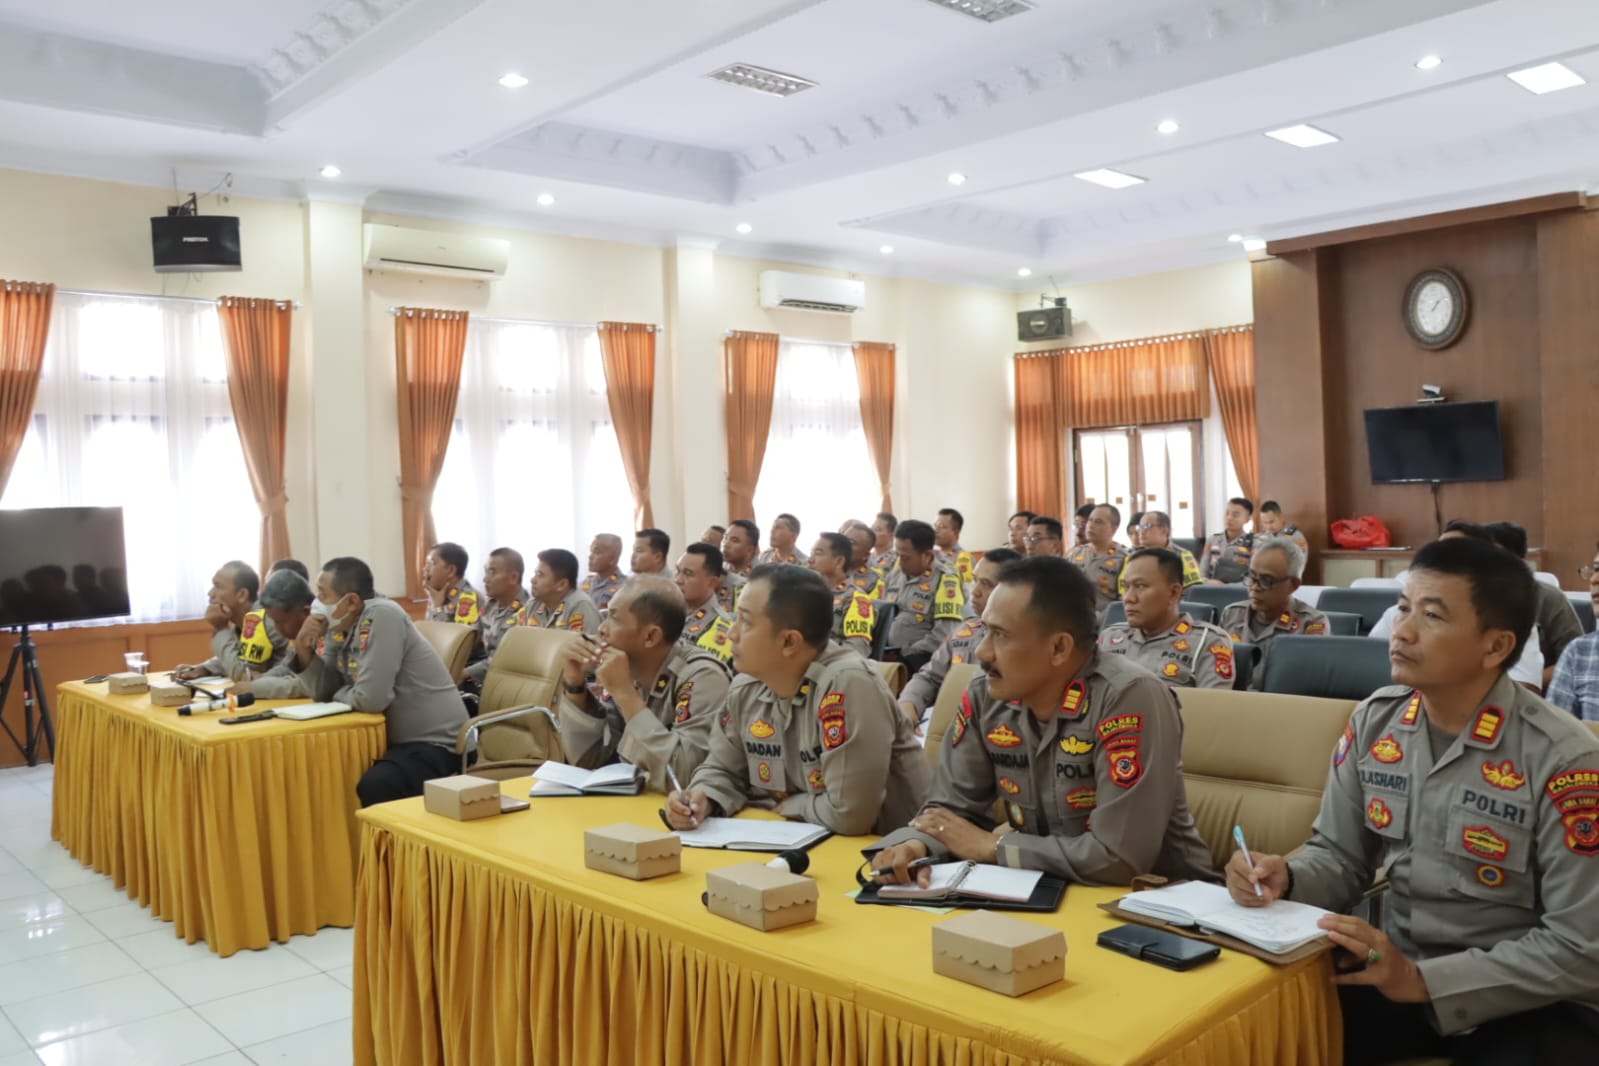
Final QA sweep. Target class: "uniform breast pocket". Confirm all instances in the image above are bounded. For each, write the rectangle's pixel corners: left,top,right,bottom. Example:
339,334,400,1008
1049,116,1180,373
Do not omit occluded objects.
1442,807,1534,908
747,752,788,794
1360,789,1408,841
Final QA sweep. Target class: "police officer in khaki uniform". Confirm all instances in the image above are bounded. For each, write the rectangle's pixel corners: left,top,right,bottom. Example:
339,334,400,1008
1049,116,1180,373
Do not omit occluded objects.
717,520,759,613
295,557,467,806
422,542,480,625
934,508,975,587
882,519,966,674
1220,537,1329,691
872,556,1215,886
174,560,295,684
1007,511,1035,553
756,513,803,567
558,577,733,793
668,566,930,836
1126,511,1202,592
224,569,315,701
1201,497,1256,584
580,534,626,612
1066,504,1128,616
674,543,734,666
1100,549,1234,690
631,529,671,577
869,512,898,575
516,549,600,636
1024,515,1066,558
808,532,874,657
842,522,885,599
898,550,1020,732
1226,537,1599,1063
463,548,528,688
1258,500,1309,558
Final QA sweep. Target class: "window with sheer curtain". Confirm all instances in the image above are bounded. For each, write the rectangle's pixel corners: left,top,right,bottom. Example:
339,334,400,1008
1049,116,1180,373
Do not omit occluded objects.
753,339,880,544
0,293,259,623
431,320,633,579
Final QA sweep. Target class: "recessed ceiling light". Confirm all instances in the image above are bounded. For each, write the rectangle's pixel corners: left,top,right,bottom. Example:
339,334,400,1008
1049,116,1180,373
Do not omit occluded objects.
319,164,341,179
1241,238,1267,253
736,222,753,234
1415,55,1443,72
1507,61,1586,95
1227,233,1244,243
1264,123,1340,148
707,63,816,97
1074,167,1146,189
498,72,529,89
879,245,895,254
1017,267,1032,278
922,0,1035,23
947,172,967,186
536,193,556,207
1156,119,1180,135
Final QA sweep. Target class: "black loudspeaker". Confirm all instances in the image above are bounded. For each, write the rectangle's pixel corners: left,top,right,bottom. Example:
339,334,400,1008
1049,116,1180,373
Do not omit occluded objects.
1017,302,1071,343
151,215,241,273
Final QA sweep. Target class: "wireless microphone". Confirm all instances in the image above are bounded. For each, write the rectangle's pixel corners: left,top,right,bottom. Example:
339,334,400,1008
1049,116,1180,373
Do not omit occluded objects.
765,849,811,876
179,692,254,717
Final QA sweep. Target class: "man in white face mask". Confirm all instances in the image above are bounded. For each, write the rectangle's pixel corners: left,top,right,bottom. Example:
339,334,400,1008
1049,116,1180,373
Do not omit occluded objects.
295,557,468,806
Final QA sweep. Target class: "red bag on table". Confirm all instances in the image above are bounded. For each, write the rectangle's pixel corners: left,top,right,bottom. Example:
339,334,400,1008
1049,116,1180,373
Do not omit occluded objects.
1329,516,1392,549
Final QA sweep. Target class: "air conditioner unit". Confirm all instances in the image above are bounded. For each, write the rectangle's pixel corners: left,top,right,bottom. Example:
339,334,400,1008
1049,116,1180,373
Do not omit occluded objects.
758,271,865,314
362,224,510,280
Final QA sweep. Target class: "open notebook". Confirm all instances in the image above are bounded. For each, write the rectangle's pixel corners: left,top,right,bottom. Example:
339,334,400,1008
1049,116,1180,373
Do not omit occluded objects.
672,817,830,852
529,762,644,796
877,862,1042,904
274,702,354,721
1116,881,1331,955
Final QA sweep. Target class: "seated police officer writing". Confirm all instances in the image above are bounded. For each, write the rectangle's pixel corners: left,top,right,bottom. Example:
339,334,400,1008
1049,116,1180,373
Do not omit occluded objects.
667,565,929,836
873,556,1215,886
1226,537,1599,1064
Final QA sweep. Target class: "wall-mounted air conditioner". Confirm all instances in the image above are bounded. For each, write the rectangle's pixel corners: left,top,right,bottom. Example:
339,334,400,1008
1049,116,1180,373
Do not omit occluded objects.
363,224,510,280
758,270,865,314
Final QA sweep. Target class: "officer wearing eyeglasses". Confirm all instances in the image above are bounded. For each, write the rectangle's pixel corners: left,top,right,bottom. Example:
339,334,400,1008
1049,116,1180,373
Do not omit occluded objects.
1220,537,1329,691
1024,515,1065,558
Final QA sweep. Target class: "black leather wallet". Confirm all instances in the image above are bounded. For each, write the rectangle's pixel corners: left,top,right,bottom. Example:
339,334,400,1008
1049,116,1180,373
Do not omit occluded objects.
1097,923,1220,971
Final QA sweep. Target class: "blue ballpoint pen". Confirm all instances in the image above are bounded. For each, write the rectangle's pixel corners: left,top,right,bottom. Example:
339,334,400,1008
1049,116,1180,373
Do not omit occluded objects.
1233,825,1264,898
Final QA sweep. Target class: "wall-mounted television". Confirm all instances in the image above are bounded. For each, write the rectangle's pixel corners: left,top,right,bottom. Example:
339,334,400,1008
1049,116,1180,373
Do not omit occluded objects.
0,507,131,627
1363,401,1506,485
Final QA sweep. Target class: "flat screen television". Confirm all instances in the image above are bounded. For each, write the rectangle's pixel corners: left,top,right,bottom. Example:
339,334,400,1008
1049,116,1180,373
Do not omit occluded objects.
0,507,131,627
1363,401,1506,484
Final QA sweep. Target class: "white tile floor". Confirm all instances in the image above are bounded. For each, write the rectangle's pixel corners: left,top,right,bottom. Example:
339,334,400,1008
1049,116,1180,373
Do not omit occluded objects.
0,764,355,1065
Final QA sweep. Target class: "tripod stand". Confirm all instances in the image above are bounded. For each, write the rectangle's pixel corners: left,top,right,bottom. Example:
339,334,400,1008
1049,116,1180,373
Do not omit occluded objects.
0,626,54,767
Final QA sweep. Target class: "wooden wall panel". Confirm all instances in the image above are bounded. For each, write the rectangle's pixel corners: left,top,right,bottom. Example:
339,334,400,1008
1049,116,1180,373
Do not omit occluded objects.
1325,217,1543,548
1536,210,1599,582
0,620,212,767
1253,250,1334,581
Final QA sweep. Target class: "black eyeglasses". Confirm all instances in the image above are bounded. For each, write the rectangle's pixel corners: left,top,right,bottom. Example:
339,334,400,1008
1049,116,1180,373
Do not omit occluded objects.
1242,571,1286,590
1024,534,1059,544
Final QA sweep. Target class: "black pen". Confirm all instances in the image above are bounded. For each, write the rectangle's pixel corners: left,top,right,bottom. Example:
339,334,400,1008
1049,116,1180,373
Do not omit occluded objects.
871,856,938,881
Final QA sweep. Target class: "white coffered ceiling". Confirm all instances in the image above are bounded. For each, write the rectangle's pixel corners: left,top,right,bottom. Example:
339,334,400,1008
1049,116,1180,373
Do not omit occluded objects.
1,0,1597,286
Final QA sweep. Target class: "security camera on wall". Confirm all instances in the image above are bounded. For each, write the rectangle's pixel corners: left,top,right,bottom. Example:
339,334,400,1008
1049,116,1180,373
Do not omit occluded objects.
1418,384,1446,404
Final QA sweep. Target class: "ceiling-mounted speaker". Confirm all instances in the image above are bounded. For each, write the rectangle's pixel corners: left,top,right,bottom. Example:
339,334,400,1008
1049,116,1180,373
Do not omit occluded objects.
1017,299,1071,342
151,215,241,273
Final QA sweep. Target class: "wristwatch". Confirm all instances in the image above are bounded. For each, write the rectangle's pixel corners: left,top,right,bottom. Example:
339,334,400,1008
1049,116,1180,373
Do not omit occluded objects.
563,680,587,695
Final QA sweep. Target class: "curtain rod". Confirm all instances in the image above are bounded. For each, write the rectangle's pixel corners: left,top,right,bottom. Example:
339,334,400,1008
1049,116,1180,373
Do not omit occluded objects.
1014,322,1253,359
386,308,651,330
56,288,300,309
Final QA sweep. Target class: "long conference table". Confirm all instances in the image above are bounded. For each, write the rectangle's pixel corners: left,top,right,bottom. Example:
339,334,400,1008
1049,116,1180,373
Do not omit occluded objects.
51,677,388,956
354,785,1341,1066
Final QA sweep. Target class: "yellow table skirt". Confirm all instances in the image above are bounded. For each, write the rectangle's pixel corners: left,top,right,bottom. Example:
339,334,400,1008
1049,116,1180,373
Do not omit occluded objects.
353,788,1341,1066
51,680,388,956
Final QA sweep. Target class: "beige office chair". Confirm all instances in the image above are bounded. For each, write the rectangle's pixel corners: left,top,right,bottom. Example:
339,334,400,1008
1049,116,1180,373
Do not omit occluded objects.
922,663,980,767
415,620,478,684
453,626,580,780
871,659,908,698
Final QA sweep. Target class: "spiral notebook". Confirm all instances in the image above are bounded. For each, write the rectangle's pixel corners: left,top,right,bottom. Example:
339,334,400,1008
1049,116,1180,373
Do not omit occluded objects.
876,862,1042,903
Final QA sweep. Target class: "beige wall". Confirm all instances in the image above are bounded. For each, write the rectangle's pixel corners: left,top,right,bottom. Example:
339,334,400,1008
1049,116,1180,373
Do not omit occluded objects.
0,166,1256,593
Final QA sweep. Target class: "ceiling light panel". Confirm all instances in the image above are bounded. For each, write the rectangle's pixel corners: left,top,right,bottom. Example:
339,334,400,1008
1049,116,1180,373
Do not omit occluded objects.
1265,123,1340,148
1074,168,1146,190
707,64,817,97
1507,61,1586,95
923,0,1035,23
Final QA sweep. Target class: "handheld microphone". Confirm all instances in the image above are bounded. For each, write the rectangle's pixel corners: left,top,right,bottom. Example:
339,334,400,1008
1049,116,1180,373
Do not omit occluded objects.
180,692,254,717
765,849,810,876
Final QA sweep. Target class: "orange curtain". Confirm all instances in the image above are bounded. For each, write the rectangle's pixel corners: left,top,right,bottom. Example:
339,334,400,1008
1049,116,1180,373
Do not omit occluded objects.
0,281,53,496
1056,332,1210,429
1205,325,1260,500
394,308,470,600
1013,355,1068,518
852,341,896,512
597,322,658,528
723,331,780,521
217,296,294,574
